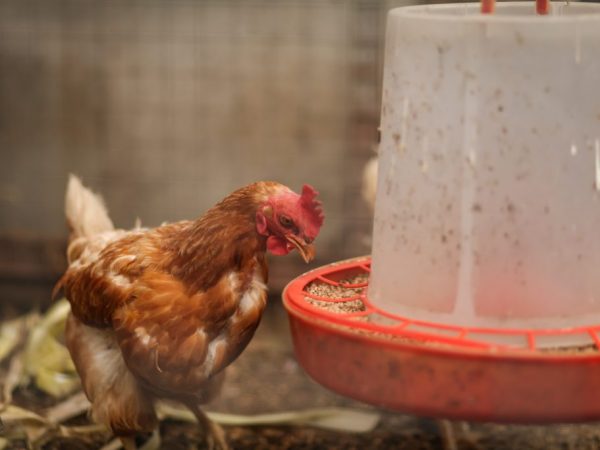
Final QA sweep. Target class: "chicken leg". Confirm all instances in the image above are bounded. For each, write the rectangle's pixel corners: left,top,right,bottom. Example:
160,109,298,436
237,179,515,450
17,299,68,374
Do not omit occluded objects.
187,403,229,450
119,437,137,450
437,419,481,450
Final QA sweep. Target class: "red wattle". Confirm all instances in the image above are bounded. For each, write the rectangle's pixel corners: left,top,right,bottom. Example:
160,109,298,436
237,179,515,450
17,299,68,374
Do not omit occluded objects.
267,236,290,255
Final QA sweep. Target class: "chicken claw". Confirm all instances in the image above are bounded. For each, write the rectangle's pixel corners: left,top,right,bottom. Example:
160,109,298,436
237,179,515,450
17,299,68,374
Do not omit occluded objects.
188,403,229,450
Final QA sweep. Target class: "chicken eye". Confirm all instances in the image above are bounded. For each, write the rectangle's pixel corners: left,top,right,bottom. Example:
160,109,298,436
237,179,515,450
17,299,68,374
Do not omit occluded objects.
278,215,294,229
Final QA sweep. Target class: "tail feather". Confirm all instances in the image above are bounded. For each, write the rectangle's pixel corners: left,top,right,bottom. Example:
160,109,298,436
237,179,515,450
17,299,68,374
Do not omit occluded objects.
362,156,378,213
65,174,114,240
54,175,115,300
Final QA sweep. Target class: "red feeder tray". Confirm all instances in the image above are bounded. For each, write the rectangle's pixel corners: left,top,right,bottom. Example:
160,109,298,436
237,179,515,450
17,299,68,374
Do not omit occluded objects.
282,256,600,424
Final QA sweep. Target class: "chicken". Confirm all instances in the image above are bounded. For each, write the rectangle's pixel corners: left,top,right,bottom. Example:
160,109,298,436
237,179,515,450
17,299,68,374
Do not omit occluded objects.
362,154,378,214
54,175,324,449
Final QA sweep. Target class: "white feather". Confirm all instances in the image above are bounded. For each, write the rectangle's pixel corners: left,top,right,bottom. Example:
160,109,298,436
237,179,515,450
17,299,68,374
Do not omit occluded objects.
65,174,114,238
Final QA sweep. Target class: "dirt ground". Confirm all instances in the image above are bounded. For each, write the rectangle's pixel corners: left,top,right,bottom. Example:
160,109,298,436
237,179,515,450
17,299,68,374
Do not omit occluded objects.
5,301,600,450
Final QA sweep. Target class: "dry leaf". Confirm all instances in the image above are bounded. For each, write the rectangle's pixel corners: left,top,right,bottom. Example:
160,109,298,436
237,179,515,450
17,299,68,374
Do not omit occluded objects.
0,318,24,363
0,404,50,444
0,404,47,424
45,392,90,424
157,403,380,433
1,351,24,407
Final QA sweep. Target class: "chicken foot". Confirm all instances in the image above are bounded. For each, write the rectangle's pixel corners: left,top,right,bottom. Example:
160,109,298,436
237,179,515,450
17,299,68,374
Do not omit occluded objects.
187,403,229,450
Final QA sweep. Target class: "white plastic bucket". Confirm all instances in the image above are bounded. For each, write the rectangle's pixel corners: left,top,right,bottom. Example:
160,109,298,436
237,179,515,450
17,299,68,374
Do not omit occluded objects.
370,2,600,330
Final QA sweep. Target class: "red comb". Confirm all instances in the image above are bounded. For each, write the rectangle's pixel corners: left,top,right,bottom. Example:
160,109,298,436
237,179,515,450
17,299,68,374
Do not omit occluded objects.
300,184,324,228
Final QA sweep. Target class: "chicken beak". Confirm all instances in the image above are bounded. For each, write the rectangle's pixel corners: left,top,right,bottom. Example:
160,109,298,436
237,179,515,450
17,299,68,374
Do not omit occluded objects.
286,235,316,263
299,243,315,263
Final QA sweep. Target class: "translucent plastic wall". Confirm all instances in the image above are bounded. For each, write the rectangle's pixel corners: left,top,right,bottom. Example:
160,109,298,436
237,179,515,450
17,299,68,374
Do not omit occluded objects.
370,2,600,330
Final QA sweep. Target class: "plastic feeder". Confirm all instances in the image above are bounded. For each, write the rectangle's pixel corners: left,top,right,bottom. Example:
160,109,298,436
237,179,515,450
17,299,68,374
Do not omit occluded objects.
283,2,600,423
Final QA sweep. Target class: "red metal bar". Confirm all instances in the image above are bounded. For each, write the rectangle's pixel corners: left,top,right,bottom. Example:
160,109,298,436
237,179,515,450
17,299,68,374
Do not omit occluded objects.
527,332,536,350
316,275,339,286
589,330,600,348
536,0,550,15
481,0,495,14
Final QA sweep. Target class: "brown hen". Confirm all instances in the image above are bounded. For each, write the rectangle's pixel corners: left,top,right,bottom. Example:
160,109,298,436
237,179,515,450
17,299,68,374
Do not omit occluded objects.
55,175,324,449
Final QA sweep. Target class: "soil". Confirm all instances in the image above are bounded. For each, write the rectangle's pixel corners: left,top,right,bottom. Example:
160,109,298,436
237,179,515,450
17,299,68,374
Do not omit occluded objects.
4,298,600,449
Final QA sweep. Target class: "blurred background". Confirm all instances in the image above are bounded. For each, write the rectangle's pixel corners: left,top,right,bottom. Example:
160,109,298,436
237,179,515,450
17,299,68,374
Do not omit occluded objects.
5,3,600,449
0,0,412,309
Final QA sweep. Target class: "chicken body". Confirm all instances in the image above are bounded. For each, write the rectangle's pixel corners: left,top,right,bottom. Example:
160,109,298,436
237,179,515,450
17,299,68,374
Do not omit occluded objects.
56,176,323,446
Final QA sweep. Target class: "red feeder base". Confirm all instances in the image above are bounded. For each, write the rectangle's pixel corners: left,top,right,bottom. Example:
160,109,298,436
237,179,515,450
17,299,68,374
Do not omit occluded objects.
282,257,600,423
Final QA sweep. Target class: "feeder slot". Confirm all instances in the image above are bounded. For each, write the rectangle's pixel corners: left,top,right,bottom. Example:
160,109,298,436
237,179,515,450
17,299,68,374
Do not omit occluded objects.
368,312,401,327
392,321,412,331
465,331,528,348
404,322,461,338
535,332,595,350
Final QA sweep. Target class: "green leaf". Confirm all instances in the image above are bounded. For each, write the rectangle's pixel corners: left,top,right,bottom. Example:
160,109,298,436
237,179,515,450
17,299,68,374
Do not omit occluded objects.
34,368,80,399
